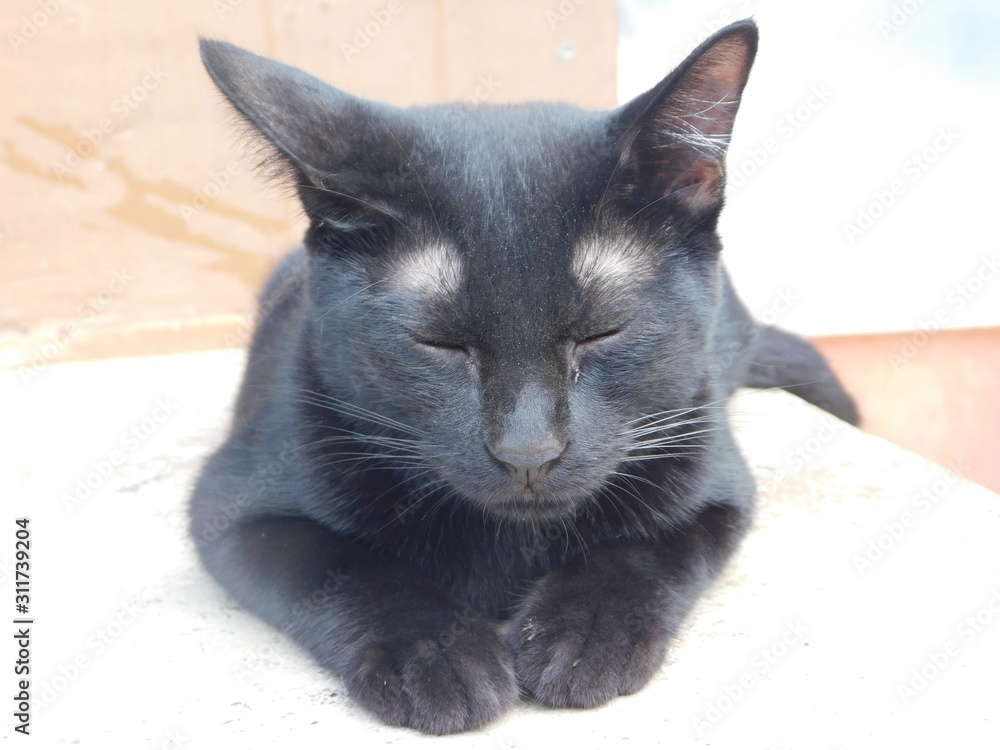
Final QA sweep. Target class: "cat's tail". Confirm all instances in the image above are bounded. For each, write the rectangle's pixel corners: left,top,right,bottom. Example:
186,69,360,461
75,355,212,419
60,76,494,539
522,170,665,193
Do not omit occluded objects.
740,326,861,425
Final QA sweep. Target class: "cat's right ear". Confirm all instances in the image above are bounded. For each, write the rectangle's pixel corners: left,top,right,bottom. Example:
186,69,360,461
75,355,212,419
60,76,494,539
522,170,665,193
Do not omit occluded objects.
199,39,410,229
612,20,758,223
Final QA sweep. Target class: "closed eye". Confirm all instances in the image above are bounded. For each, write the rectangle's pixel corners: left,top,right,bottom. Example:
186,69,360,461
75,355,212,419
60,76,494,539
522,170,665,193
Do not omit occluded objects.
415,338,469,356
575,328,622,349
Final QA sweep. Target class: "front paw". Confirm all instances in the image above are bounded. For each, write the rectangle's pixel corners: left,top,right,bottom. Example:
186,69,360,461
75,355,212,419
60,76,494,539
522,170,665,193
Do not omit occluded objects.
342,613,516,734
509,584,670,709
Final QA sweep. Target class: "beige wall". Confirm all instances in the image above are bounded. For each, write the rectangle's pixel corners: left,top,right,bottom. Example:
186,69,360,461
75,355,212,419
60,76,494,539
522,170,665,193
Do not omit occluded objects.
1,0,617,369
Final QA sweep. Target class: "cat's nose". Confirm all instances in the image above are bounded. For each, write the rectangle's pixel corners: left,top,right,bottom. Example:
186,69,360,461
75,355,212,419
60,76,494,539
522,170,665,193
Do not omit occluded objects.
488,436,567,488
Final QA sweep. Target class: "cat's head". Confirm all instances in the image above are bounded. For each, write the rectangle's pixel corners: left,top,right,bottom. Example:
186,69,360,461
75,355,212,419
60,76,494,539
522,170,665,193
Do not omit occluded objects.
201,21,757,522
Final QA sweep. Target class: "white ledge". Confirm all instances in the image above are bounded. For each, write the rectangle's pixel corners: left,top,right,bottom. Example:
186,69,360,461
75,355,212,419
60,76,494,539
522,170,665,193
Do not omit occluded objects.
3,350,997,748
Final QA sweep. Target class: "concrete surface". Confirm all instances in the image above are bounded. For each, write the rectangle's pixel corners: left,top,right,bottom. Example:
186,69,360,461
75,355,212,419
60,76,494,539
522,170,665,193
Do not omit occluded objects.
2,349,998,749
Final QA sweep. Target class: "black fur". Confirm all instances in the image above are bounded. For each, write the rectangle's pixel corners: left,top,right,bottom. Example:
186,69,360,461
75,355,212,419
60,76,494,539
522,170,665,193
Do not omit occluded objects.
190,20,858,735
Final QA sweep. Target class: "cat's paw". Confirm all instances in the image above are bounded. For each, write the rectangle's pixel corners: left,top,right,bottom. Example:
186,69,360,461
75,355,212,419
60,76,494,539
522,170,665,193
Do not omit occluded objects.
341,615,516,734
508,583,670,709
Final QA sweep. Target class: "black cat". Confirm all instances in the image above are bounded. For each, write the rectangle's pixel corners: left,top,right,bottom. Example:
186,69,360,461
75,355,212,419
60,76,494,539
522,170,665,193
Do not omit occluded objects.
190,19,858,735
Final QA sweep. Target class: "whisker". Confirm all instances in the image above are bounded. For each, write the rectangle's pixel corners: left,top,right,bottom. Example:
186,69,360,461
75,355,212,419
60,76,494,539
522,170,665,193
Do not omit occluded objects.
623,402,729,427
624,415,725,439
610,470,661,492
299,435,431,453
292,390,426,437
627,426,726,448
313,278,388,324
302,181,418,239
620,451,702,462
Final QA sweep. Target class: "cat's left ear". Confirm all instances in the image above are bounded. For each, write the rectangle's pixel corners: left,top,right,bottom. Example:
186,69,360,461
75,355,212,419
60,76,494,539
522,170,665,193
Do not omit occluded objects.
199,39,413,230
614,19,758,219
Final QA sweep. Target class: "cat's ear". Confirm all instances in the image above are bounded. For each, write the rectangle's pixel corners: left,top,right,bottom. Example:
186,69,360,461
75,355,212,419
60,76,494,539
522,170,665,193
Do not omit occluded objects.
614,20,758,219
199,39,409,228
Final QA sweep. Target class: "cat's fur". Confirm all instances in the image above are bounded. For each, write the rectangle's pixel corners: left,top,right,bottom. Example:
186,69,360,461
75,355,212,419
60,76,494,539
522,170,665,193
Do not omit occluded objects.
190,20,858,734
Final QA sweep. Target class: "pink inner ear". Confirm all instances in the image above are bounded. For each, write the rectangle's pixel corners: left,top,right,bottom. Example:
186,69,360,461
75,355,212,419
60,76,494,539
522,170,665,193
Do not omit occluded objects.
663,157,724,214
641,120,729,215
630,29,756,215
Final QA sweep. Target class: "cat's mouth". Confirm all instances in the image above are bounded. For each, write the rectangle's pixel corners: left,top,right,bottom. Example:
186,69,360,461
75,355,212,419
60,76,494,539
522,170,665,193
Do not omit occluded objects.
438,442,615,522
466,476,594,522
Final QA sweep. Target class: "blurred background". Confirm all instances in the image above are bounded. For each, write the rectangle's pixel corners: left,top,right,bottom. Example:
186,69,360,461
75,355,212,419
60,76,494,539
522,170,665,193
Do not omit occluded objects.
2,0,997,490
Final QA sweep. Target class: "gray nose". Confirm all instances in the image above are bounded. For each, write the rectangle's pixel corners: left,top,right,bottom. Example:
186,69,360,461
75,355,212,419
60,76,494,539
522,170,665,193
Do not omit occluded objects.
488,436,566,487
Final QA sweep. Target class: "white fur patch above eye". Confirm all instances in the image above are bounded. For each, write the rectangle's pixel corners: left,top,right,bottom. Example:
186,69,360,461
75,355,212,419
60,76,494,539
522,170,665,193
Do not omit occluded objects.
390,242,464,299
570,236,656,293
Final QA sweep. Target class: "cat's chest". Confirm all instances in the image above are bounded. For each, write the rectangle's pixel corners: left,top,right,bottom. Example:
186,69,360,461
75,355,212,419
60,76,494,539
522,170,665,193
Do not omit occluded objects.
369,504,594,617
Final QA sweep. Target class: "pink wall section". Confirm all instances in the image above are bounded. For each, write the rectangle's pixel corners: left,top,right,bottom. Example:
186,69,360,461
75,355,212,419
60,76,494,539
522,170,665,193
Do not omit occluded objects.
813,328,1000,494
